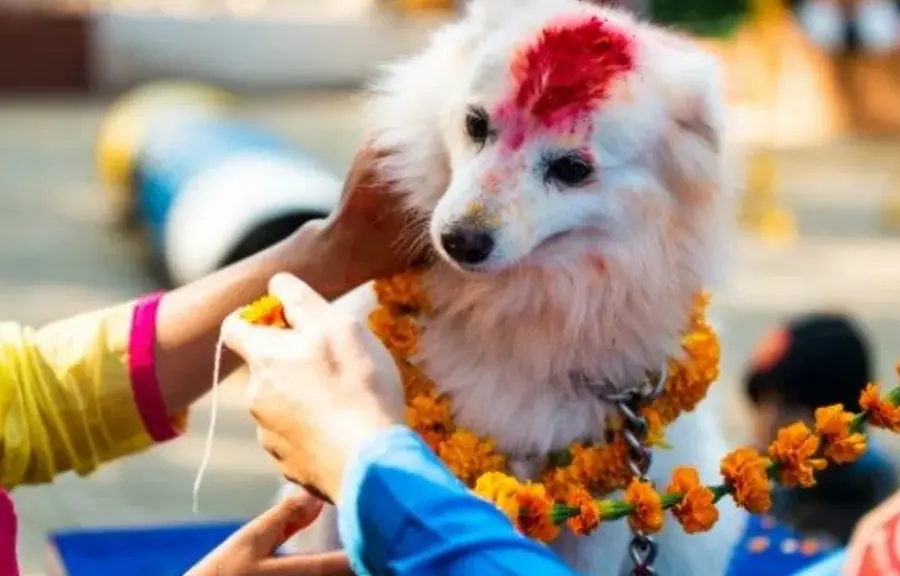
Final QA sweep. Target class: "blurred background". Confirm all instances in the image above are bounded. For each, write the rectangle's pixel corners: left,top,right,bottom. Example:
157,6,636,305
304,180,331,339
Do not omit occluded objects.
3,0,900,573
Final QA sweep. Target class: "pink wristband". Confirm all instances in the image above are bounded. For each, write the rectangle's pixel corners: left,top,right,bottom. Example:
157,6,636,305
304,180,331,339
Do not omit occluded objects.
129,292,180,443
0,491,18,576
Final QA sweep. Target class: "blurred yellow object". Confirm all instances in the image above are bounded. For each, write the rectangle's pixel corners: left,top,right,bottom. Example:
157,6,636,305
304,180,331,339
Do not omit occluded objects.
397,0,456,12
95,82,235,224
740,150,797,245
737,0,797,245
0,304,186,488
750,0,785,24
880,190,900,230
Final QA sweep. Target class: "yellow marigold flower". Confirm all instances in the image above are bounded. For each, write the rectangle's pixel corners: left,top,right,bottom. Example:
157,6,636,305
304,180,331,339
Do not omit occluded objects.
239,295,289,328
768,422,827,488
474,471,521,503
814,404,867,464
368,307,420,357
721,447,772,514
512,484,561,543
564,487,601,535
623,479,664,535
860,384,900,432
438,430,506,486
665,467,719,534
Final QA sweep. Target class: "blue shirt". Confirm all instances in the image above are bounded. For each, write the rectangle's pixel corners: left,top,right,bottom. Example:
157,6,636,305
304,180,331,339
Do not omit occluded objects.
337,426,578,576
725,514,839,576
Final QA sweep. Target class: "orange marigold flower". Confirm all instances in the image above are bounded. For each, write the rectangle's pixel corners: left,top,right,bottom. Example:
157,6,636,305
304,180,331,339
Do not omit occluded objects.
666,467,719,534
367,307,420,357
564,487,601,535
593,441,633,495
623,479,664,534
475,475,559,542
418,429,445,453
239,295,288,328
546,443,624,499
406,394,452,433
814,404,867,464
721,447,772,514
651,328,719,422
513,484,561,543
373,273,429,311
437,430,506,486
860,384,900,432
768,422,827,488
398,362,436,400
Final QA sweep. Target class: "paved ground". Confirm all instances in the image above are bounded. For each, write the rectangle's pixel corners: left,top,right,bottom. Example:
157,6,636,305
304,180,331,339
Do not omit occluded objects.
3,93,900,573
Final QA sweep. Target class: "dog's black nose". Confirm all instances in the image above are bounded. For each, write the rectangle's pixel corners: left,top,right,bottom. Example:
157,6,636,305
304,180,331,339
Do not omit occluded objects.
440,225,494,265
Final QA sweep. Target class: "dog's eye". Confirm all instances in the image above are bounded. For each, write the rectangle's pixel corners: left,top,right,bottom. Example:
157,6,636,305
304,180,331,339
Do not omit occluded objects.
546,155,594,186
465,106,490,147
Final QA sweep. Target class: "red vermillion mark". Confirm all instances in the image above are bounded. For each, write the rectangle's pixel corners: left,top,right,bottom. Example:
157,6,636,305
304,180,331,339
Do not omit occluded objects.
497,16,636,150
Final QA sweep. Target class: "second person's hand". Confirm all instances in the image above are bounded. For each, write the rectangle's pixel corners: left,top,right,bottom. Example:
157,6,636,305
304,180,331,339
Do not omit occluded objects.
186,491,351,576
222,273,406,503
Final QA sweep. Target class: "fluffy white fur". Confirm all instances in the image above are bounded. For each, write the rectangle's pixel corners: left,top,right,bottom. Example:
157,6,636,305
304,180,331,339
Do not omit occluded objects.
280,1,745,573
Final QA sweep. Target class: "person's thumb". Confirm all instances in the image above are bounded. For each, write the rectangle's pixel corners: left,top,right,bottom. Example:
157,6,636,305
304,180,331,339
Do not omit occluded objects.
269,273,330,328
243,492,324,554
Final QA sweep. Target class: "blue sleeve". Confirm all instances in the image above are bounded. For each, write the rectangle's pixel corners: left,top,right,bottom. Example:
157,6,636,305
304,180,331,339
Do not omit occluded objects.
337,426,579,576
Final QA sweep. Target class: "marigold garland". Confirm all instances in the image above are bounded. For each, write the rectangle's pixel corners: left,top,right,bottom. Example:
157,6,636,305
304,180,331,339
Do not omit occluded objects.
239,277,900,545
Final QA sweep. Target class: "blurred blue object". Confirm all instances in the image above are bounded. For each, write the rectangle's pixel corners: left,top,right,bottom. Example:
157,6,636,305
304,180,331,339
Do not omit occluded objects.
134,115,340,287
47,520,246,576
726,514,839,576
96,83,341,287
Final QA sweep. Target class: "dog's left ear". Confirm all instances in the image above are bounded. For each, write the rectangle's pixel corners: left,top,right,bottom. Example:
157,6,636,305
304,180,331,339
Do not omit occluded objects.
645,30,724,152
646,30,726,196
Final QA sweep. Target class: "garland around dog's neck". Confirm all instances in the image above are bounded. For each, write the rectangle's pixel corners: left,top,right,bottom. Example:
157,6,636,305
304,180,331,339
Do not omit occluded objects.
366,272,719,542
241,273,900,568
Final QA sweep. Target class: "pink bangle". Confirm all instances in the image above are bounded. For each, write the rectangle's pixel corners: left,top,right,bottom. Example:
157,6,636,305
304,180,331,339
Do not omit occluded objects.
128,292,180,443
0,491,18,576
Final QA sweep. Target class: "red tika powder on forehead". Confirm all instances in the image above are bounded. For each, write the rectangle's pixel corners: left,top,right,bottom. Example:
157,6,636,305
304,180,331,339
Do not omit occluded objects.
508,15,636,128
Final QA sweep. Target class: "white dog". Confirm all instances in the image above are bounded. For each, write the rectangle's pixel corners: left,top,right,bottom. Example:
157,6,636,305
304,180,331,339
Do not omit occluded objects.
280,1,745,573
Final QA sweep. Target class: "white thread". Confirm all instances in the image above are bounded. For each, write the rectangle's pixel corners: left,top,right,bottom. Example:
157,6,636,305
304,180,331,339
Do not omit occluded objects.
192,335,225,514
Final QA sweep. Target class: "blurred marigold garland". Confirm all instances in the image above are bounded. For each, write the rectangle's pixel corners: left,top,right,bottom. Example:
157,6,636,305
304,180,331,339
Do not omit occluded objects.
239,274,897,544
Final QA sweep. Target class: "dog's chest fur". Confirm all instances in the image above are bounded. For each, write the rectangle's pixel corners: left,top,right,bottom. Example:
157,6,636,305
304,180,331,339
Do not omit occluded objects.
418,313,611,460
413,262,694,459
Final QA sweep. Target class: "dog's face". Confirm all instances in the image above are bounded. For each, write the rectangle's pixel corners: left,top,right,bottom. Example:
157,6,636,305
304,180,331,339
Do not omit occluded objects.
418,2,724,275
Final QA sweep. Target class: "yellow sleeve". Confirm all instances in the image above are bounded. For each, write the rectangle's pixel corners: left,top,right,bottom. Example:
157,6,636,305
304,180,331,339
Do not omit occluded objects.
0,297,186,488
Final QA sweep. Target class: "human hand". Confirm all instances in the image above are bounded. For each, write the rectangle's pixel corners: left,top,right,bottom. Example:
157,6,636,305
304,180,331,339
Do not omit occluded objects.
293,145,426,298
222,273,405,502
186,492,352,576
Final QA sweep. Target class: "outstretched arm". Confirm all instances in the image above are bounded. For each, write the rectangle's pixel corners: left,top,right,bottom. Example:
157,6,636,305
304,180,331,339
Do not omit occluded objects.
0,146,415,488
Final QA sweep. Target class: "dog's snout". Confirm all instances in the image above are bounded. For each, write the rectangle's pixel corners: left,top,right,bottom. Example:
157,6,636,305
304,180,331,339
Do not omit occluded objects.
440,225,495,265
